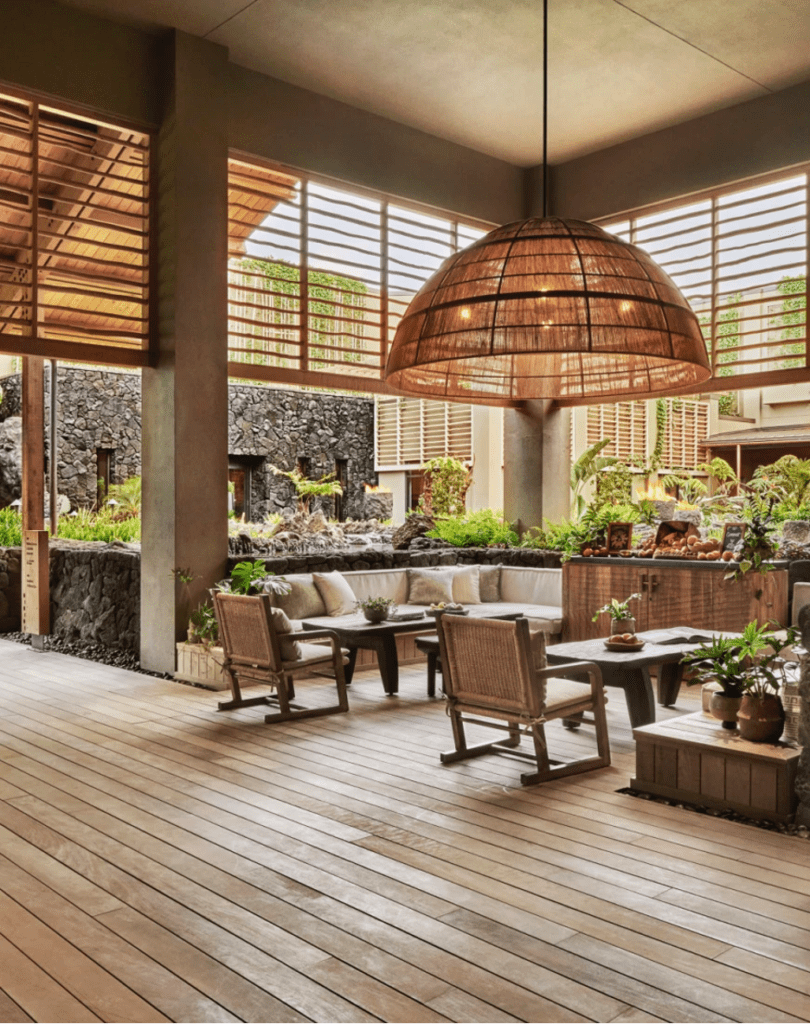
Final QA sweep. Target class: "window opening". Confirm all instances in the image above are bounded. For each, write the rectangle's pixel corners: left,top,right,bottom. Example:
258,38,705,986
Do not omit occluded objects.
334,457,348,521
96,447,114,507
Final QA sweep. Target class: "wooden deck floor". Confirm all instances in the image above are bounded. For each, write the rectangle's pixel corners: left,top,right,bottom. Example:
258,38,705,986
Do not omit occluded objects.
0,638,808,1024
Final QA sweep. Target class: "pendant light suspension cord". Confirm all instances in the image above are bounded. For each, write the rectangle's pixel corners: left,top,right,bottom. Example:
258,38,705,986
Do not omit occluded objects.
542,0,548,218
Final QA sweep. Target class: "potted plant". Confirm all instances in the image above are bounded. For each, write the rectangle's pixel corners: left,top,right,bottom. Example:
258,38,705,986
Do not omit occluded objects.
592,592,641,635
681,621,797,736
355,595,396,623
737,625,798,743
215,559,291,597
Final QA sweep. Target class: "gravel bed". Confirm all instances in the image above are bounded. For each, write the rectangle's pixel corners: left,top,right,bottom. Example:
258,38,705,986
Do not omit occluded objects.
618,786,809,839
0,631,173,679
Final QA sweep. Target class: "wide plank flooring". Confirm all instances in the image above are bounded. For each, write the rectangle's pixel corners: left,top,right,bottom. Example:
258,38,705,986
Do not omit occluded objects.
0,637,808,1023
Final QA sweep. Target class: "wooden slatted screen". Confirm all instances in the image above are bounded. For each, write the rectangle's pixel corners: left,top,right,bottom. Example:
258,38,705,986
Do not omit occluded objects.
375,396,472,470
227,156,490,392
586,401,648,465
0,92,150,364
601,167,808,398
659,398,710,470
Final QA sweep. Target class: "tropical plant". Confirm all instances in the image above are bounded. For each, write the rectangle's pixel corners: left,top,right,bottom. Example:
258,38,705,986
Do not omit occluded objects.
106,475,142,517
269,464,343,513
733,492,779,576
592,593,642,624
187,602,219,647
427,508,518,548
570,438,619,517
418,457,472,517
682,622,796,698
742,626,798,699
216,559,291,596
751,454,810,507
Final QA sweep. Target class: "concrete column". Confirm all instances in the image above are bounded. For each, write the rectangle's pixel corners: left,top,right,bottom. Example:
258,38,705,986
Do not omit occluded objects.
140,32,229,672
503,401,570,535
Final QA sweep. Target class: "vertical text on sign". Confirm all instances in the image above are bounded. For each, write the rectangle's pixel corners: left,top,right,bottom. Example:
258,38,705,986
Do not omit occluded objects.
22,530,49,635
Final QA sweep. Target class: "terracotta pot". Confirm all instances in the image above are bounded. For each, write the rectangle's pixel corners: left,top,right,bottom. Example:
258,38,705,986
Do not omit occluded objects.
611,617,636,635
737,694,785,743
363,607,389,624
709,690,742,730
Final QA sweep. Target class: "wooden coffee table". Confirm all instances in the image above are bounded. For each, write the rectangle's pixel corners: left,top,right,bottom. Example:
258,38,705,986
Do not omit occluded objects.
546,627,718,728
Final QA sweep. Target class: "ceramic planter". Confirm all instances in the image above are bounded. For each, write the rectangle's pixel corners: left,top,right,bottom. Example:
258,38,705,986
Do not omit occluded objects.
737,694,785,743
611,617,636,635
362,607,389,624
709,690,742,730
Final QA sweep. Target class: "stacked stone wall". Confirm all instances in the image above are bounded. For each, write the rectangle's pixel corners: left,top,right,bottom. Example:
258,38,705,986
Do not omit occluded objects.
0,369,376,520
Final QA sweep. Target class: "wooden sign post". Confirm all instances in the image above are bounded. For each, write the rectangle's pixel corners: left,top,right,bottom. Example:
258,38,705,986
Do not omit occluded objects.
22,529,49,635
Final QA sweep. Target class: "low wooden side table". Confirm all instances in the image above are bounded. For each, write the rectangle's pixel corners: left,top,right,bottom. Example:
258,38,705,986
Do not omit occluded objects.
632,712,800,823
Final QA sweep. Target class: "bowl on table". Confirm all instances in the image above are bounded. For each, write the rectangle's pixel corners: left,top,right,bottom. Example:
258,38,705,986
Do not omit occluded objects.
427,604,469,617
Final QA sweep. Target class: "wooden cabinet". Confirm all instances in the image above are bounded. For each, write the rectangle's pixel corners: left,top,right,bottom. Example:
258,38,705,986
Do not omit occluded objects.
562,557,788,641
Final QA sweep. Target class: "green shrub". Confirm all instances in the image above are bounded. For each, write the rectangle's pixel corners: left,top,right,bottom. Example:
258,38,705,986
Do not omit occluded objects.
427,508,518,548
58,508,141,543
0,507,21,547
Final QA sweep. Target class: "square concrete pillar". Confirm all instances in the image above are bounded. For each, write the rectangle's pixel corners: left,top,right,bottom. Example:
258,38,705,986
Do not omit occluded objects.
140,32,229,672
504,400,571,535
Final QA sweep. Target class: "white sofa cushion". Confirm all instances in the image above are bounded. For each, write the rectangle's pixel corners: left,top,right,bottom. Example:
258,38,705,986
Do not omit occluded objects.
500,566,562,606
344,569,409,605
313,571,357,616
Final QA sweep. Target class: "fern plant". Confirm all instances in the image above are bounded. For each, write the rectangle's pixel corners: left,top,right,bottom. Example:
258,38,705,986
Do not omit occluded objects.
427,508,518,547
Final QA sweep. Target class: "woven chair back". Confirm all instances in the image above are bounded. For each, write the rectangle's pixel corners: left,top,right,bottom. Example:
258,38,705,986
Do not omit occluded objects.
438,616,544,718
213,593,282,671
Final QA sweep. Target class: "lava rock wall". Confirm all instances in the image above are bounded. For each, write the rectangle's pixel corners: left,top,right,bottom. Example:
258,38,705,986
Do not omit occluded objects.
0,369,376,520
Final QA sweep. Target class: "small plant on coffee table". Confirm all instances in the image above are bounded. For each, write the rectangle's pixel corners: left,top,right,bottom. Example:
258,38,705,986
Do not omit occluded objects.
356,595,396,623
592,592,642,626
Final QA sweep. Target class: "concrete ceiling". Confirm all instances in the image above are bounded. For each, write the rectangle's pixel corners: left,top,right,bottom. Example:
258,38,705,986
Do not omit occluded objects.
58,0,810,165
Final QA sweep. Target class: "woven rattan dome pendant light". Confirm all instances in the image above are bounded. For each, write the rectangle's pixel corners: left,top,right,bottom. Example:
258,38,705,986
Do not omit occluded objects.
384,2,711,407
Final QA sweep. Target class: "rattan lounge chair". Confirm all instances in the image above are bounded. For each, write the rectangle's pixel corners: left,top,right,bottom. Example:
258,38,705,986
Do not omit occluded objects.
436,615,610,785
213,592,349,723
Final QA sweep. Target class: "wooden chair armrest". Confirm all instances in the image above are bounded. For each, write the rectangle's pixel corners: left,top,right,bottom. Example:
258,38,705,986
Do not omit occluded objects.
292,628,340,642
536,660,603,685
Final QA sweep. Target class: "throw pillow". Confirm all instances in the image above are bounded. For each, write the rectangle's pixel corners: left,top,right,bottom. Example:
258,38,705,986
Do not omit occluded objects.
450,565,481,604
273,575,326,619
407,567,454,605
528,625,547,670
269,607,303,661
312,571,357,616
479,565,502,602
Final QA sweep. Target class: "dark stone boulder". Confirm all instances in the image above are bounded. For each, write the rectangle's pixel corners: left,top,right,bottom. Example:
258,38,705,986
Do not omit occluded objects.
391,513,436,549
0,415,22,506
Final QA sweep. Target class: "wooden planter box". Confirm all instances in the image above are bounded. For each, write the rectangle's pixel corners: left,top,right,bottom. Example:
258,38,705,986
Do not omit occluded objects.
175,643,228,690
632,711,800,823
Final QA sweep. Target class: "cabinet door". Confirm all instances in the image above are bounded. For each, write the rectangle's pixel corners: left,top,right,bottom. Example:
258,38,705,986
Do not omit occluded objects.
564,561,646,640
645,566,715,632
710,568,788,631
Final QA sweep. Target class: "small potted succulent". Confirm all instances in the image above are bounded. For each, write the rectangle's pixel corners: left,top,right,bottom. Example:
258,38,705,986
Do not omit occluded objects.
592,592,641,635
356,595,396,623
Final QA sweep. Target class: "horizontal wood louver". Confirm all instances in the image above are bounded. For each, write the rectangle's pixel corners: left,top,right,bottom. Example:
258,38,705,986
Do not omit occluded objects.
600,168,808,398
0,92,150,364
659,398,710,470
375,395,472,470
227,156,490,392
586,401,647,465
